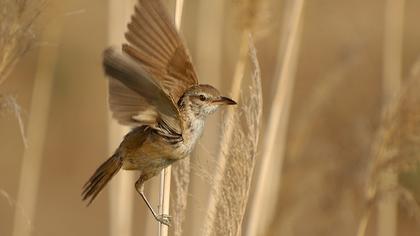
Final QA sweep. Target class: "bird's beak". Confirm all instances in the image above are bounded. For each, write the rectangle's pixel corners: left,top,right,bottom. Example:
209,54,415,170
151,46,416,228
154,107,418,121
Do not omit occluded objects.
212,96,237,105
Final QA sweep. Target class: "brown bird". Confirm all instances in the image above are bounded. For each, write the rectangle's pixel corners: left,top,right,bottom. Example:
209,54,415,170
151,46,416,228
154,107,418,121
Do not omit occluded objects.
81,0,236,226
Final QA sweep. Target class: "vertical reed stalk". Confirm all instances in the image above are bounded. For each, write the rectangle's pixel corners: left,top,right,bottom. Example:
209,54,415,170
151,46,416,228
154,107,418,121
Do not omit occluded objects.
184,0,224,235
158,1,184,236
377,0,404,236
229,31,251,101
206,1,265,185
12,20,62,236
158,167,171,236
204,29,249,232
202,37,263,236
357,200,374,236
245,0,305,235
107,1,136,236
356,2,405,235
0,0,40,147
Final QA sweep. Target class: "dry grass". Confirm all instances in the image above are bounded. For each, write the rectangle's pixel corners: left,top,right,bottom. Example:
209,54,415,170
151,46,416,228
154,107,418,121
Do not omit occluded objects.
0,95,28,147
231,0,270,38
0,1,40,235
376,0,404,234
12,13,61,236
1,0,41,232
165,1,188,235
0,0,40,86
170,158,191,236
203,37,262,236
3,1,420,236
205,0,268,232
358,59,420,236
246,1,305,235
268,57,420,236
0,0,41,146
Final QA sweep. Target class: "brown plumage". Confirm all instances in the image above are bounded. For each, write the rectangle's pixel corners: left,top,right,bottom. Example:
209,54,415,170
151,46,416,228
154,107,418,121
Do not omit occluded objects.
82,0,236,226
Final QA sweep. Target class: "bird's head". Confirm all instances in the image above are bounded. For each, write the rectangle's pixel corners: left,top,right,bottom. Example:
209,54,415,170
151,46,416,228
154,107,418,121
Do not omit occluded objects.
178,84,236,119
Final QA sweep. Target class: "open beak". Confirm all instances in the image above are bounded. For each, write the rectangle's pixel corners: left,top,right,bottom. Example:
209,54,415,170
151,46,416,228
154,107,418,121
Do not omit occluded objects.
212,96,237,105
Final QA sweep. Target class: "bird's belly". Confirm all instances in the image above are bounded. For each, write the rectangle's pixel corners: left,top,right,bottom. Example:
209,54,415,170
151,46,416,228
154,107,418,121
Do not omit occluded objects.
121,137,185,171
122,155,176,171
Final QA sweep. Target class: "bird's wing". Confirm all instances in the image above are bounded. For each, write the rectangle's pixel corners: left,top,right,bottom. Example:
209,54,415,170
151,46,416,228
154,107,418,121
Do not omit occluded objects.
123,0,199,103
104,48,182,134
108,78,157,127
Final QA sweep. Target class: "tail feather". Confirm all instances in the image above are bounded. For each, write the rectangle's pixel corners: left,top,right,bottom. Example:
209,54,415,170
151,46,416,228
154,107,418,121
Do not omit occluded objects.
82,154,122,205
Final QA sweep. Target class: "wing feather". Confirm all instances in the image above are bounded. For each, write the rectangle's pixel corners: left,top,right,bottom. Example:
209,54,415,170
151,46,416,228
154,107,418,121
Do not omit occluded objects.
108,79,157,126
104,48,182,133
105,0,198,132
123,0,198,102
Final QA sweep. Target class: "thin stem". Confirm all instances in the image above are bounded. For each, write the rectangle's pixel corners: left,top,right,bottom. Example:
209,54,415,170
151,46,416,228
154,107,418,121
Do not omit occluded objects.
245,0,305,235
158,1,184,236
376,0,404,236
12,20,61,236
107,1,136,236
357,204,373,236
204,29,249,235
187,0,225,235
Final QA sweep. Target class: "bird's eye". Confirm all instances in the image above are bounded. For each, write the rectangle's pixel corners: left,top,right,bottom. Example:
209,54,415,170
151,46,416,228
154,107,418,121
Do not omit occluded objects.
199,95,206,101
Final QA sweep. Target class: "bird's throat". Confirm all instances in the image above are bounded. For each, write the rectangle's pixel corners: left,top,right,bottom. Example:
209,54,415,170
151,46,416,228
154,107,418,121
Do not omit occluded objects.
182,114,205,150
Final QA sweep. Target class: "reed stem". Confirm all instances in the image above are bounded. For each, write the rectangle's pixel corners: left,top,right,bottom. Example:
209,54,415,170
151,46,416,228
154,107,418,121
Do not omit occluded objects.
12,20,61,236
376,0,404,236
158,1,184,235
107,1,136,236
245,0,305,235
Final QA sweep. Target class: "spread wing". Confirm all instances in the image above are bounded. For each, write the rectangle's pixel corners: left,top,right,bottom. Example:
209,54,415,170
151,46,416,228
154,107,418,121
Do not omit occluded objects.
123,0,199,102
108,79,157,127
105,0,197,133
104,48,182,134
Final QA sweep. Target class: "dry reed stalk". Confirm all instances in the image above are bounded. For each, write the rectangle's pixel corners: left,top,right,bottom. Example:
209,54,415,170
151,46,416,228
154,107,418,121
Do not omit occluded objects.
158,167,171,236
376,1,404,236
204,0,267,232
245,0,305,235
12,19,61,236
107,1,136,236
202,37,262,236
0,0,40,86
0,95,28,147
202,26,248,236
232,0,270,36
170,158,190,236
0,0,41,146
1,0,41,234
267,49,364,236
184,1,225,235
154,1,184,236
357,59,420,236
225,0,267,102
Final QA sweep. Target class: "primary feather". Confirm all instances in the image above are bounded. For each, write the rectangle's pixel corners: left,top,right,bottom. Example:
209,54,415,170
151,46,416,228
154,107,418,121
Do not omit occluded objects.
123,0,198,102
105,0,200,135
103,48,182,134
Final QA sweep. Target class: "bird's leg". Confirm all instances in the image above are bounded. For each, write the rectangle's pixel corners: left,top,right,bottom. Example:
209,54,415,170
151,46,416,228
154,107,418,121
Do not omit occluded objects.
135,175,172,226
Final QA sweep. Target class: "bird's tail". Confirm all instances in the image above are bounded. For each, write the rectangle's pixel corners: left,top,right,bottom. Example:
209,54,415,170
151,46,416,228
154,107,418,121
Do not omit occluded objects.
82,153,122,205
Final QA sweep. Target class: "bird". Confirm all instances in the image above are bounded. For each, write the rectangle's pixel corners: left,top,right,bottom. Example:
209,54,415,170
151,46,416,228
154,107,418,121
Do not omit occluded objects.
81,0,236,226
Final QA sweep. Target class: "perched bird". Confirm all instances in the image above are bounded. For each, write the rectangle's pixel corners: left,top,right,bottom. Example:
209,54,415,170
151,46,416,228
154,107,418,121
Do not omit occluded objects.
81,0,236,226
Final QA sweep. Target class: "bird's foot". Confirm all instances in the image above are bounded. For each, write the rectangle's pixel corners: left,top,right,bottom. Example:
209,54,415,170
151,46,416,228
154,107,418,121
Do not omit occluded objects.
155,214,172,227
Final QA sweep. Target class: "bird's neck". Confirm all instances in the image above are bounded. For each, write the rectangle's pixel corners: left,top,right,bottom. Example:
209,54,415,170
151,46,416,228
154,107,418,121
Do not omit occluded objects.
179,102,206,150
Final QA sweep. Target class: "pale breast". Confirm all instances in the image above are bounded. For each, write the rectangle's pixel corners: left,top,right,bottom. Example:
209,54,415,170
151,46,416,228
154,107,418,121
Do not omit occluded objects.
176,117,205,156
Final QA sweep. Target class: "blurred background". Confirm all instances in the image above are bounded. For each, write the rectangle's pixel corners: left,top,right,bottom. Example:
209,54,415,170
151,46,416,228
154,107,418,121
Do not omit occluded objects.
1,0,420,236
